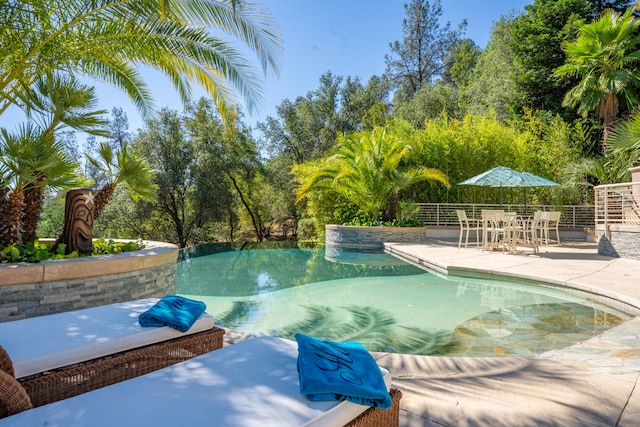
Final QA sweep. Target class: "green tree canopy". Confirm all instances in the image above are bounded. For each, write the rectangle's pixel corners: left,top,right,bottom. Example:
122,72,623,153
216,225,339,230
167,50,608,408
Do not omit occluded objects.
296,126,450,221
555,7,640,150
510,0,593,117
0,0,282,120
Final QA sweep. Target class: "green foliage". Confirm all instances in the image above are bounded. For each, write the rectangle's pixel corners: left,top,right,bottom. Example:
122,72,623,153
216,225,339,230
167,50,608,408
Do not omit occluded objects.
296,125,449,221
91,238,144,255
610,110,640,150
258,72,389,164
342,215,423,227
464,15,518,121
0,239,143,263
510,0,593,118
0,242,50,263
555,7,640,148
0,0,282,121
394,81,464,127
442,38,481,90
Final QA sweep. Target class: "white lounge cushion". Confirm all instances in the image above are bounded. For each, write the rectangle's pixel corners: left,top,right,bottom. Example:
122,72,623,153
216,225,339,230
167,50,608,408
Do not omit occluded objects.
0,298,215,378
0,336,392,427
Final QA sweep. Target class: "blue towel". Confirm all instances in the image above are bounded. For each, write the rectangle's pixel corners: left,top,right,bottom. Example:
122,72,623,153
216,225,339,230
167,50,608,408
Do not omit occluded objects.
295,333,392,409
138,295,206,332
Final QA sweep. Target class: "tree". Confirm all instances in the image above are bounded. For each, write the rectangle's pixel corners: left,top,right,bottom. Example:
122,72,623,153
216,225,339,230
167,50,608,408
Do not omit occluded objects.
18,74,108,242
464,16,519,121
132,109,192,247
442,38,480,90
258,72,389,164
394,82,463,127
0,125,82,245
85,143,157,222
510,0,593,117
338,76,391,132
184,99,264,242
555,8,640,151
85,108,133,190
107,108,132,150
0,0,282,121
134,100,265,246
296,126,450,221
384,0,467,103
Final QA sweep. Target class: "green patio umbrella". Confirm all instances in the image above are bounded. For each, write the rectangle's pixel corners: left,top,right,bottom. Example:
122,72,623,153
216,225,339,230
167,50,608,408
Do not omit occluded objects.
459,166,559,208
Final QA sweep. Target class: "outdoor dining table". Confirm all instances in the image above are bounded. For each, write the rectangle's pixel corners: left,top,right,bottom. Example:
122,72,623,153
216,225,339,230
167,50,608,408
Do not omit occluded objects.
481,211,539,254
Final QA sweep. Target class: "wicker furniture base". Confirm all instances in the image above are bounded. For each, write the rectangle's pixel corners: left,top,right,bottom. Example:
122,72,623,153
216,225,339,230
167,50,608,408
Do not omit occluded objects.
16,326,225,408
344,388,402,427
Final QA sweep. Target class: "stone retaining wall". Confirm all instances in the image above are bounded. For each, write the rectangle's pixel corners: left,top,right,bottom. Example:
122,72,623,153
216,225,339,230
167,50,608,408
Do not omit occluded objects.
0,241,178,322
325,225,428,251
597,225,640,260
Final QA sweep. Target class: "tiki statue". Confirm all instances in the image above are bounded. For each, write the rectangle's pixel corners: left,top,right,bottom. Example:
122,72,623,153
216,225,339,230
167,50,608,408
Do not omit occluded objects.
61,188,94,255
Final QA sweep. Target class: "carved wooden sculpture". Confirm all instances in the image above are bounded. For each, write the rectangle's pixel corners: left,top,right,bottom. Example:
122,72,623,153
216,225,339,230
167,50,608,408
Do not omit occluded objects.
61,189,94,255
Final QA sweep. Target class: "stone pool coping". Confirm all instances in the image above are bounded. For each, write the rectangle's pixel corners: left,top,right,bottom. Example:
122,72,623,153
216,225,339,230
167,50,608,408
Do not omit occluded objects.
384,240,640,313
0,240,178,286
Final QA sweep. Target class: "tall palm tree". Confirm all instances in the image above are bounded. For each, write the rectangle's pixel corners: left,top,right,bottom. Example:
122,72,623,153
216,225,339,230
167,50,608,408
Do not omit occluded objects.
555,8,640,152
85,143,158,222
297,127,450,221
0,0,282,120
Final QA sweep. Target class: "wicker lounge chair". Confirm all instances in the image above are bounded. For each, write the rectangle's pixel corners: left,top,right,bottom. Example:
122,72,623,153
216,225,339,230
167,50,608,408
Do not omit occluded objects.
0,299,224,408
0,336,401,426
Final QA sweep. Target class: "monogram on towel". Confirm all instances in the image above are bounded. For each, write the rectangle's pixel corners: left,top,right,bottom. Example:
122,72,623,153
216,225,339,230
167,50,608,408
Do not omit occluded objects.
295,333,392,409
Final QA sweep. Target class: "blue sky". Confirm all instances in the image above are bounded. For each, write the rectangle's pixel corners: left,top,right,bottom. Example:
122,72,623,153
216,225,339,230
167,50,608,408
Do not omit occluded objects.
0,0,532,140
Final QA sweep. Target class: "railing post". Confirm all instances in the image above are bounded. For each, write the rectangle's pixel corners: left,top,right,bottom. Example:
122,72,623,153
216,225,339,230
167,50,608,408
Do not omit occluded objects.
604,186,610,239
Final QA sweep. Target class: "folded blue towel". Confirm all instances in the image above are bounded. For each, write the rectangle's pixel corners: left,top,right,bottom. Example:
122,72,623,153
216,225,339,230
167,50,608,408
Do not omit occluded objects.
138,295,206,332
295,333,392,409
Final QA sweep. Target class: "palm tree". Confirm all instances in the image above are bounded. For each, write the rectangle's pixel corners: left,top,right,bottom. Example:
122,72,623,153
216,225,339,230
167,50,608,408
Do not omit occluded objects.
85,143,158,222
555,8,640,152
609,109,640,151
0,0,282,120
19,74,108,243
20,74,110,140
297,127,450,221
0,125,85,245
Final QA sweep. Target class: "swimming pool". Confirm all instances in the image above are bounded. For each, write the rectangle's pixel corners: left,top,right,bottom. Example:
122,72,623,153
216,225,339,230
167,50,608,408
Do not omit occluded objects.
176,243,633,357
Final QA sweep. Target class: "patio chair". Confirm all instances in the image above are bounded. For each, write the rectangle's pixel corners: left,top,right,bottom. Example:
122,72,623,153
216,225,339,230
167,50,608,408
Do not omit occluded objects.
0,299,225,408
456,210,482,248
544,211,562,245
481,210,506,251
0,336,402,427
521,211,547,253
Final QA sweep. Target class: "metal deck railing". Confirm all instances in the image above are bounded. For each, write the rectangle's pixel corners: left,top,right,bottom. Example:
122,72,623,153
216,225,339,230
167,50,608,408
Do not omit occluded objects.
594,183,640,229
413,203,595,228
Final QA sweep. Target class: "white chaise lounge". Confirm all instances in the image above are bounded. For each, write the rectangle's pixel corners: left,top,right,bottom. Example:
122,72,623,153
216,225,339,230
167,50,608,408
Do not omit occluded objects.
0,299,224,407
0,336,402,427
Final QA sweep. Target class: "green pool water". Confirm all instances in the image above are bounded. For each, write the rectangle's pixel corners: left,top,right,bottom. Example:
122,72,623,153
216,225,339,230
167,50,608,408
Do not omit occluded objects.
176,243,633,357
